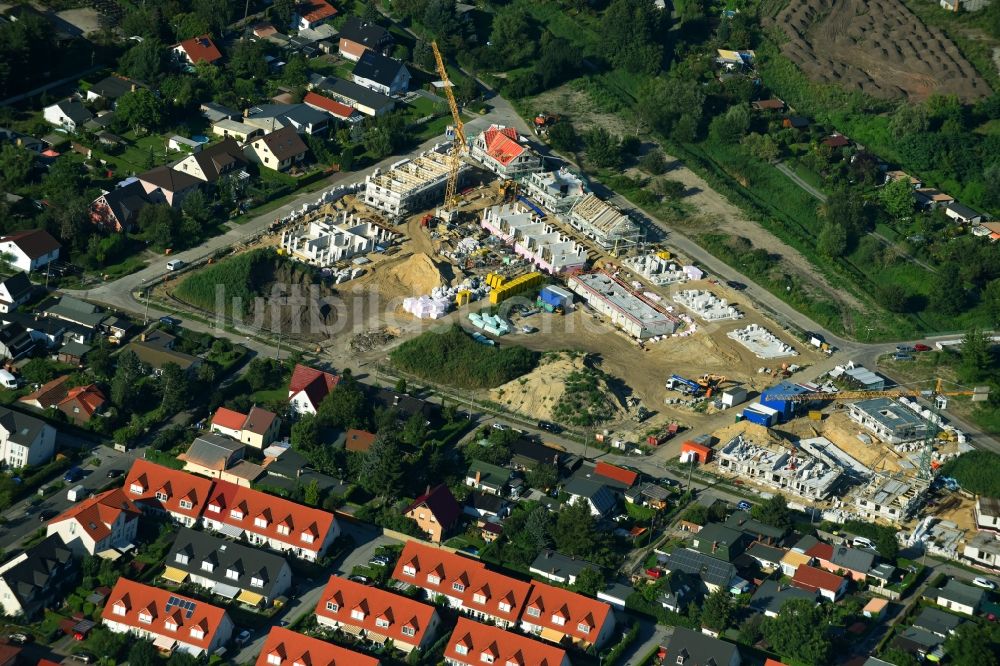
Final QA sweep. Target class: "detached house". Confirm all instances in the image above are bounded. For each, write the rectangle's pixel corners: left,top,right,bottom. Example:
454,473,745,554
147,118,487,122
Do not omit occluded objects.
257,627,380,666
664,627,741,666
180,434,246,480
313,76,396,117
338,17,393,61
932,579,985,616
0,229,61,273
164,527,292,607
138,166,201,208
790,564,847,601
172,34,223,65
303,91,357,122
287,364,339,415
392,541,531,629
351,51,410,96
944,201,984,225
0,273,32,314
89,181,150,232
315,575,441,653
520,580,616,649
200,480,340,561
293,0,337,30
43,99,93,132
210,405,280,448
125,459,215,527
172,138,247,183
404,484,462,543
446,617,571,666
471,125,543,180
244,126,309,173
19,376,106,424
0,407,56,468
0,535,76,619
244,104,330,136
46,488,141,555
85,75,146,106
102,579,234,656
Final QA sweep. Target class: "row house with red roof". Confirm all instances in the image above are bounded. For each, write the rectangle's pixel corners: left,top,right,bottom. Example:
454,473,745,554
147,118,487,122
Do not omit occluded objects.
201,480,339,561
257,627,380,666
470,125,543,180
445,617,571,666
393,542,531,630
125,459,214,528
314,576,440,653
520,580,616,649
123,460,339,560
46,488,141,556
287,363,339,415
102,579,234,656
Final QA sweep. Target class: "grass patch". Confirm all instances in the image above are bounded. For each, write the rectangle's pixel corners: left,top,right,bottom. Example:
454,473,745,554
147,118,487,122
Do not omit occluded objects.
390,324,539,389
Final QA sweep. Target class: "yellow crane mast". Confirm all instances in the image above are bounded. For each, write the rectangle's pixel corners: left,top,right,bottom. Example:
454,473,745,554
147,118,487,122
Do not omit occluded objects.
431,40,466,214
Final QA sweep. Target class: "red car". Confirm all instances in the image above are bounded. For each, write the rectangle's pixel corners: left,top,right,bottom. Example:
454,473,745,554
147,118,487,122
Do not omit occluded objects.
646,567,664,579
914,344,931,352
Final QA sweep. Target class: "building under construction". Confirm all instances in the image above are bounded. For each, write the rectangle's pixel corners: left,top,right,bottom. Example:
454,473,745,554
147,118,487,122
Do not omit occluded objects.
481,203,588,274
361,144,472,219
567,193,641,252
717,433,844,500
567,270,681,339
280,212,396,267
849,472,929,523
523,169,587,214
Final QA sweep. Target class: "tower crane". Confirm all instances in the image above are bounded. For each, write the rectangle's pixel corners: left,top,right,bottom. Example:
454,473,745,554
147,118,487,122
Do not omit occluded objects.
431,41,466,218
769,378,989,479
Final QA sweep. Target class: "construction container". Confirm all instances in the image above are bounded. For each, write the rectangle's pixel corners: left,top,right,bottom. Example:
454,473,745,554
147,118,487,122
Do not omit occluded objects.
760,380,808,423
489,271,543,305
540,285,574,309
808,410,823,421
721,387,748,407
681,440,712,463
742,403,776,427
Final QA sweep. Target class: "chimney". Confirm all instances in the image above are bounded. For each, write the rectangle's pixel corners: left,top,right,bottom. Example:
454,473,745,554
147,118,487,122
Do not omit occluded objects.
15,137,22,147
712,541,718,554
297,468,302,478
131,83,137,92
475,470,481,485
244,108,250,118
425,485,431,496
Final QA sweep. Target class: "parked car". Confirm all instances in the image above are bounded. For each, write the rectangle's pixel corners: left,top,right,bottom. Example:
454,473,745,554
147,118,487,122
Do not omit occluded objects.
106,468,123,479
972,577,997,590
645,567,663,579
492,423,509,431
726,281,747,291
736,500,753,512
38,509,58,523
159,316,180,327
896,344,915,352
235,629,252,646
914,343,931,352
536,420,562,433
63,466,82,483
368,555,390,567
7,633,30,645
349,575,371,584
893,352,914,361
72,652,97,664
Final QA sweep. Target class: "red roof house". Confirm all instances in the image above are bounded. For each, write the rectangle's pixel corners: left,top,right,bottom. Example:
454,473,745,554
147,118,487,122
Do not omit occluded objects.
404,484,462,542
102,579,234,656
520,580,616,649
287,364,339,415
293,0,337,30
471,124,540,178
46,488,141,555
594,461,638,488
173,34,223,65
392,541,531,628
303,91,356,121
445,617,570,666
201,480,339,561
124,459,215,525
791,564,847,601
344,428,377,453
210,405,280,448
257,626,380,666
314,576,440,653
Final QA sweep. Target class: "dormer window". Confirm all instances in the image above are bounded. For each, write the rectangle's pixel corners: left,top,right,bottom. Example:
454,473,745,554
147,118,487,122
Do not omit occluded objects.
175,553,189,565
201,560,215,572
455,645,469,656
113,603,126,616
498,601,512,613
577,622,591,634
403,564,416,577
251,576,264,588
551,614,565,626
276,524,290,536
129,483,144,495
526,606,541,618
402,625,416,637
226,568,240,580
155,491,169,501
190,627,205,640
452,582,466,592
481,652,495,664
326,601,339,613
350,608,366,621
267,654,281,666
165,619,177,632
138,611,152,624
301,532,314,544
473,592,487,604
254,516,269,528
230,508,244,520
179,499,193,510
427,573,440,585
208,503,221,513
375,617,390,628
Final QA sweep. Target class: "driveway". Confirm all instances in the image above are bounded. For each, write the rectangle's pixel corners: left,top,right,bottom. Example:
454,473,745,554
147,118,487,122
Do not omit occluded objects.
332,520,401,576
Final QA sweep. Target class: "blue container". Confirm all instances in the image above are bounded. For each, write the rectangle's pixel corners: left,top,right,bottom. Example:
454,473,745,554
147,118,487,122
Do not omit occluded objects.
742,409,775,427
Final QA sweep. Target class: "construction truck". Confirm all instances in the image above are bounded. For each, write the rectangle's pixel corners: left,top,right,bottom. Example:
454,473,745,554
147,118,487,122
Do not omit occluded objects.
666,374,702,395
697,374,728,398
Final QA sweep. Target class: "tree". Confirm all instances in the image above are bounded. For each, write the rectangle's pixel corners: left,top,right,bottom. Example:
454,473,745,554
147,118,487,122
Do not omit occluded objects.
245,357,283,392
750,494,792,530
0,143,34,191
111,351,145,411
943,623,998,666
877,283,912,313
395,377,408,394
137,204,178,249
817,222,848,258
682,503,709,525
86,627,129,663
527,464,558,491
639,150,667,175
401,412,429,447
359,436,404,498
548,121,577,153
601,0,664,75
304,478,321,506
654,179,686,200
960,328,992,383
762,598,832,666
879,648,920,666
317,375,370,430
423,0,464,43
20,358,56,384
362,1,381,23
552,501,606,559
116,88,164,135
127,640,159,666
159,362,190,414
291,414,320,451
889,102,929,138
584,127,623,169
119,39,169,84
929,264,963,316
700,588,733,631
272,0,295,28
490,7,536,68
880,178,916,220
230,39,268,81
710,105,751,144
573,567,605,596
984,279,1000,327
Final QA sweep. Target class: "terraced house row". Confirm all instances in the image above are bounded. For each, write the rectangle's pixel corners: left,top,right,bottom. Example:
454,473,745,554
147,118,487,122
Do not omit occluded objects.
123,459,340,561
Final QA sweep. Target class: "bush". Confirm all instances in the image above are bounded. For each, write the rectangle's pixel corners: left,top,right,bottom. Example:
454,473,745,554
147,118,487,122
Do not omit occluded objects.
390,325,539,388
938,450,1000,496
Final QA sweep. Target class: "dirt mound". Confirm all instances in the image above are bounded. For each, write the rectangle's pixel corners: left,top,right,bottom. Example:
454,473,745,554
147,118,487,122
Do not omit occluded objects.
766,0,989,102
711,420,787,447
490,352,628,424
374,252,446,299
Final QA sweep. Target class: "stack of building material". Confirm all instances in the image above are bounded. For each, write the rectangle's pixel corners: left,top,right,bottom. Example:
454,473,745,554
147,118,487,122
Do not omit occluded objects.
403,295,451,319
468,312,511,336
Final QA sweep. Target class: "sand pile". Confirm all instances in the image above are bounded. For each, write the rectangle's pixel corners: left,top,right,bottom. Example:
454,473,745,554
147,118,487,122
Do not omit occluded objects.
490,352,628,423
711,420,787,448
374,252,446,300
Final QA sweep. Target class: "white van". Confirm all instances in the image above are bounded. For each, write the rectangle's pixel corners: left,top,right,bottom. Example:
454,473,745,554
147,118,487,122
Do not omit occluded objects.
852,536,874,549
67,484,86,501
166,259,185,271
0,370,18,389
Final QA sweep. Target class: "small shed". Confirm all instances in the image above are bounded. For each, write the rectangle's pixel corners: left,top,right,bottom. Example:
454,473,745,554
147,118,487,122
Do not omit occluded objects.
168,135,202,153
863,597,888,620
